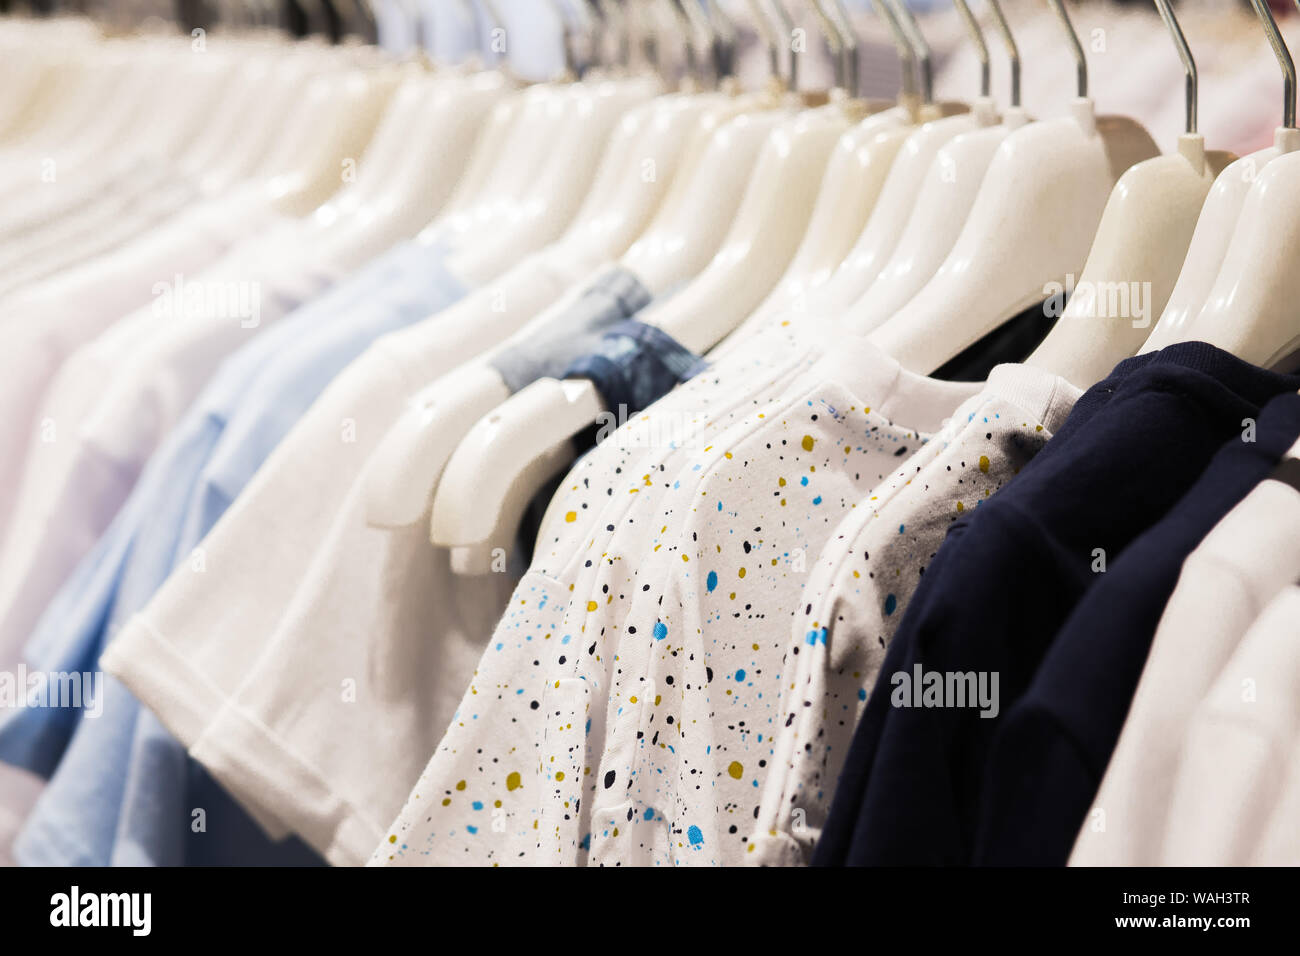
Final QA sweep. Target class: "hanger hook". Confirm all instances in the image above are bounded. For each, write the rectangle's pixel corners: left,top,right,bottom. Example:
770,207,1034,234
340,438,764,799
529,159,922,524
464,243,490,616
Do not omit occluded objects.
806,1,847,91
650,0,690,83
626,0,658,73
953,0,990,100
676,0,707,85
822,0,859,98
745,0,778,84
578,0,605,75
350,0,380,45
409,0,431,56
677,0,717,86
888,0,932,105
873,0,916,99
1152,0,1196,135
809,0,846,93
1250,0,1296,129
598,0,630,70
705,0,738,82
985,0,1020,108
765,0,799,91
1045,0,1086,99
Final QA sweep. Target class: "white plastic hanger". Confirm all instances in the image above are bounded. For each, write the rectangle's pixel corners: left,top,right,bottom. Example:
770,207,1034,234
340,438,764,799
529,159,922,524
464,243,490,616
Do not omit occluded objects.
0,41,217,232
413,3,728,274
616,100,794,292
1141,0,1300,354
719,0,942,343
303,70,511,274
736,0,913,329
361,5,764,528
1173,148,1300,367
412,89,536,234
1163,0,1300,369
795,0,982,317
435,1,663,283
179,49,312,188
628,106,848,344
361,100,744,527
426,0,852,565
0,37,200,204
187,49,328,193
188,27,359,193
354,0,638,254
844,0,1024,332
542,1,741,276
0,34,143,157
441,77,660,279
308,65,446,216
435,5,695,260
105,42,236,167
1027,0,1229,388
867,0,1160,375
627,0,849,324
255,59,405,216
380,77,784,532
0,45,399,286
0,20,105,145
45,42,199,168
409,0,610,255
0,38,322,288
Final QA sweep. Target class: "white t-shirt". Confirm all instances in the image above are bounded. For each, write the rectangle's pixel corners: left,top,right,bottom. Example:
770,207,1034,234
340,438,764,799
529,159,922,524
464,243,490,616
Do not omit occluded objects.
1159,582,1300,865
0,213,328,668
371,318,835,866
102,252,601,865
0,190,284,557
581,342,978,867
1249,585,1300,866
750,363,1081,865
1069,475,1300,865
373,331,981,866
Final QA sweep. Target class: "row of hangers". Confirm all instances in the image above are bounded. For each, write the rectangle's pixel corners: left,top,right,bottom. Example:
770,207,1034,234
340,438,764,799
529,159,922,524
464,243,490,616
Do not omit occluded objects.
8,2,1300,574
368,0,1300,575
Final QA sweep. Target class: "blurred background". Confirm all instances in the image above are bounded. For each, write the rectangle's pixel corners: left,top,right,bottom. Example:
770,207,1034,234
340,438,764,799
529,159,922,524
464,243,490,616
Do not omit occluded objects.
5,1,1292,155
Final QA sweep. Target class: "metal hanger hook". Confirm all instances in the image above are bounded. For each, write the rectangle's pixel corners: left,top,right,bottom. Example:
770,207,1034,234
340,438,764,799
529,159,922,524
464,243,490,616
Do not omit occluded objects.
1250,0,1296,129
887,0,932,105
1152,0,1196,135
809,0,846,93
1045,0,1086,99
677,0,717,87
953,0,990,100
705,0,738,83
746,0,797,90
597,0,630,70
822,0,859,98
873,0,916,99
985,0,1020,108
764,0,799,92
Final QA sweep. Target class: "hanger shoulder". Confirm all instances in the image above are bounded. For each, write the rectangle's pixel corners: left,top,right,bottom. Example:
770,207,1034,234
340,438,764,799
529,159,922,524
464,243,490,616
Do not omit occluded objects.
429,377,605,555
1027,144,1215,388
1178,149,1300,369
868,104,1158,375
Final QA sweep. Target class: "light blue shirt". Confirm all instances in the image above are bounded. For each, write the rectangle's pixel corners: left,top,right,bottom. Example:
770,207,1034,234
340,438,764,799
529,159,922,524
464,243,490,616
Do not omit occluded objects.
0,239,468,866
